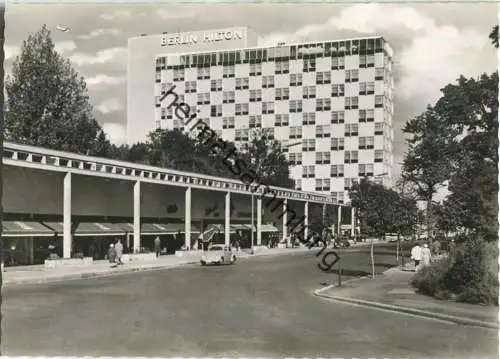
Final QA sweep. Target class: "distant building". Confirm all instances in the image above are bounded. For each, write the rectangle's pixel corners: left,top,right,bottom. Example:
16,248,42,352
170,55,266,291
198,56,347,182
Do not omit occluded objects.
127,27,395,201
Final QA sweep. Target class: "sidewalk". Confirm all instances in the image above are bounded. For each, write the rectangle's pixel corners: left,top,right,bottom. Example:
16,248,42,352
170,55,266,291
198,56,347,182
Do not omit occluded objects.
314,268,499,330
2,246,310,287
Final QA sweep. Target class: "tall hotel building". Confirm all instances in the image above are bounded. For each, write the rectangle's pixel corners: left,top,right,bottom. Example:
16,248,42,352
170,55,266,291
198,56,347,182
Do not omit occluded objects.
127,27,395,203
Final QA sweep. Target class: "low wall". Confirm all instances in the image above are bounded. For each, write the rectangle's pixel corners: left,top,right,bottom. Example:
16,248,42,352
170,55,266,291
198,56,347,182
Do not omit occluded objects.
122,253,157,262
44,257,93,268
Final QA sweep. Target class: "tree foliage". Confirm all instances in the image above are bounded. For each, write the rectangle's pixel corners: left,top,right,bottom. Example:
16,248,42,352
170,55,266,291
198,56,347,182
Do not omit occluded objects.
5,25,107,155
489,25,499,49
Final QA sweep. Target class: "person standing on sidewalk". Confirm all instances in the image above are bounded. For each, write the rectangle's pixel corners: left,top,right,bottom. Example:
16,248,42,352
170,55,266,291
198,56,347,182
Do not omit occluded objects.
421,243,432,267
115,239,124,265
154,236,161,258
108,244,116,267
411,243,422,271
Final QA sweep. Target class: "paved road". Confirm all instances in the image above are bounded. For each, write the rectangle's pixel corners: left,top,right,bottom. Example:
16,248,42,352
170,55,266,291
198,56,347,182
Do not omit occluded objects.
3,246,497,358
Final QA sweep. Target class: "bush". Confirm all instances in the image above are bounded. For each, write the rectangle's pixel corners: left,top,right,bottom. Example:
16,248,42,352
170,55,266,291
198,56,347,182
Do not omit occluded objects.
410,237,499,305
410,257,452,297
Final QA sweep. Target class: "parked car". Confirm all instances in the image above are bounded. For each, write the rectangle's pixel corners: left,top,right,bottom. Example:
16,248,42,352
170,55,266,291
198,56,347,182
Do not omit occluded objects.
200,245,236,266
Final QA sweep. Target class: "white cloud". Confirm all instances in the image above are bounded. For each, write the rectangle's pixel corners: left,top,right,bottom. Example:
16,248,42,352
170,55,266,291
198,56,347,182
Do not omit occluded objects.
78,28,120,40
260,4,495,106
70,47,126,66
5,45,20,60
102,122,127,145
95,98,123,114
99,10,131,20
86,74,126,88
54,41,78,54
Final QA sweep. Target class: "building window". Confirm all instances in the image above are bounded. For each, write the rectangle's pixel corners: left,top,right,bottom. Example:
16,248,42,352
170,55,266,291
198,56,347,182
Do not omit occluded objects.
249,115,262,128
302,139,316,152
235,77,249,90
290,74,303,86
331,111,345,124
289,153,303,165
197,68,210,80
375,95,384,108
223,91,235,104
315,125,331,138
331,84,345,97
359,163,374,177
155,120,161,129
197,93,210,105
289,126,303,139
375,150,384,163
345,124,359,137
359,109,375,122
263,127,275,140
345,96,359,110
185,81,197,93
235,129,249,141
223,66,235,78
375,122,384,135
262,102,275,114
236,103,249,116
302,112,316,125
315,179,331,191
211,105,222,117
331,137,345,151
290,100,303,113
250,63,262,76
211,79,222,91
173,69,185,81
222,117,235,129
275,114,289,126
302,165,315,178
295,179,302,190
344,150,359,164
359,136,374,150
375,68,384,81
316,71,331,84
262,76,275,88
345,69,358,83
315,152,331,165
344,178,358,190
332,57,345,70
250,89,262,102
275,88,290,100
303,58,316,72
316,98,331,111
330,164,344,177
303,86,316,99
275,61,290,74
360,55,375,68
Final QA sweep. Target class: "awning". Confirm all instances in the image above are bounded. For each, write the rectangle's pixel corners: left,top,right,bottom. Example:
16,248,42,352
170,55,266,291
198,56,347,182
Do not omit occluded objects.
206,224,236,234
2,221,55,237
260,224,279,233
231,224,255,231
75,222,126,236
119,223,200,235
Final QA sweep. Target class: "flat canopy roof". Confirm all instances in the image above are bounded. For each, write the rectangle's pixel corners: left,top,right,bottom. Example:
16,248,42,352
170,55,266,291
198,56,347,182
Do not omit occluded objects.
43,222,126,237
120,222,200,235
2,221,54,237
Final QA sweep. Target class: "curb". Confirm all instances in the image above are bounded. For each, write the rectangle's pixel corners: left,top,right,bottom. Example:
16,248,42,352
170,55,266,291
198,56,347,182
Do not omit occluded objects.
313,268,498,330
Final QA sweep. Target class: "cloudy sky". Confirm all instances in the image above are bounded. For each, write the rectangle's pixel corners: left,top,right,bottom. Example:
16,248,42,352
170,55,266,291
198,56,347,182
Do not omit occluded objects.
5,3,498,175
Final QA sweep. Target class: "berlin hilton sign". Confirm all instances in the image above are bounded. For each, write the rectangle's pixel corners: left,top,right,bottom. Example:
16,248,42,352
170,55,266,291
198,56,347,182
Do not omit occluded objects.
161,30,244,47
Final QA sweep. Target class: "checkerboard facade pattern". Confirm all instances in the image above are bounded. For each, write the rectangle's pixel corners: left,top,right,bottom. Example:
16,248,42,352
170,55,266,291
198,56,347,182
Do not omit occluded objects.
154,36,394,203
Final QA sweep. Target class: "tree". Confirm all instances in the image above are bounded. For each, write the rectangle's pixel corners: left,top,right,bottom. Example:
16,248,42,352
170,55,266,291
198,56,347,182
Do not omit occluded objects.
5,25,106,154
402,107,454,240
240,128,294,188
489,25,498,49
0,4,5,346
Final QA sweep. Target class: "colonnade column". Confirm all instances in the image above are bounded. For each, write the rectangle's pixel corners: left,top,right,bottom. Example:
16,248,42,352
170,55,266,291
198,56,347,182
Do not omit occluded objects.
63,172,72,259
282,199,288,242
225,191,230,246
133,180,141,253
256,197,262,246
304,201,309,240
185,187,192,249
351,207,356,237
337,205,342,236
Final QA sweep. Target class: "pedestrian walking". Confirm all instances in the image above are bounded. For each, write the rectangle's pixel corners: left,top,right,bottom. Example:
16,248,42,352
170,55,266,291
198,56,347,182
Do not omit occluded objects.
154,236,161,258
421,243,432,267
108,243,116,266
411,243,422,271
115,239,124,265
